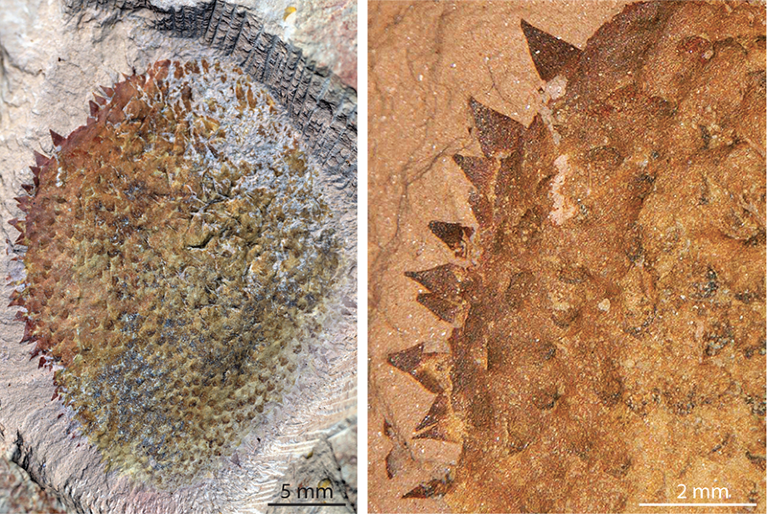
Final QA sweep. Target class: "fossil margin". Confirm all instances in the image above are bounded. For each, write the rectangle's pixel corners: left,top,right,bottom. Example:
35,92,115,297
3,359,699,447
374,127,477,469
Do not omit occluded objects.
10,58,342,488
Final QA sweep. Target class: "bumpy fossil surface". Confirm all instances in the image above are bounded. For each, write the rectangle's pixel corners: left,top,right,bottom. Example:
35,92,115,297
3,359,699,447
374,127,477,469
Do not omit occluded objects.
9,59,340,488
387,1,765,512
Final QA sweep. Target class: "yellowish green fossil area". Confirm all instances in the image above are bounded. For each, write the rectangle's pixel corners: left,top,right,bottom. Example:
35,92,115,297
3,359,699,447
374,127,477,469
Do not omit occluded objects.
10,59,340,487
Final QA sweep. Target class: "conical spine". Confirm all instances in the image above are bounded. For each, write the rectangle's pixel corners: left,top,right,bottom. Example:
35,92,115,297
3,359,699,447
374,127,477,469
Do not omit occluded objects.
387,343,449,394
520,19,582,81
50,130,65,147
405,263,466,298
402,475,454,499
427,220,474,259
468,97,524,159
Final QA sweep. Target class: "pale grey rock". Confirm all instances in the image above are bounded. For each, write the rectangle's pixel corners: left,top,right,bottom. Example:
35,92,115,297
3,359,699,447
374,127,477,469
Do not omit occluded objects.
264,417,357,514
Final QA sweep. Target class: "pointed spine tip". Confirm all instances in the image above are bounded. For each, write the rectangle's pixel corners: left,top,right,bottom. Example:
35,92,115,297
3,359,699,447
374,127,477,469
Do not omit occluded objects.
453,154,494,192
50,129,64,146
467,97,525,158
414,393,449,432
402,476,453,499
33,151,49,167
428,220,474,258
101,86,114,97
520,18,582,82
13,197,30,213
89,100,100,118
416,293,461,324
388,342,425,374
387,343,444,394
520,18,534,32
405,264,464,298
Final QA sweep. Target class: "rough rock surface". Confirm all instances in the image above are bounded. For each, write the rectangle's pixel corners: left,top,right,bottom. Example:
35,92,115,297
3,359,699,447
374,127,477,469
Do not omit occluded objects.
0,442,66,514
265,416,358,514
0,0,356,512
369,1,764,512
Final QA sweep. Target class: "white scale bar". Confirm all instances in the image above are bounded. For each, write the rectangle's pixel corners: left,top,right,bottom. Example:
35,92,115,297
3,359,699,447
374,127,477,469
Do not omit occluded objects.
639,503,758,507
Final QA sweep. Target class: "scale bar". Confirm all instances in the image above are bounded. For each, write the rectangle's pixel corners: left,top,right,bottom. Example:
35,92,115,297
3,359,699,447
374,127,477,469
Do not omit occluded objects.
639,503,757,507
267,503,347,507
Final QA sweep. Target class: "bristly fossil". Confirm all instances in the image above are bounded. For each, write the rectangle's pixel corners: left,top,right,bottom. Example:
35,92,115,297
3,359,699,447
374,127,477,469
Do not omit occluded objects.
387,2,765,512
9,59,341,488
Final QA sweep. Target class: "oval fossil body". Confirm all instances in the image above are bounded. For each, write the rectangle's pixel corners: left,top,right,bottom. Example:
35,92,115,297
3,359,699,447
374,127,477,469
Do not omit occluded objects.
388,1,765,512
10,59,340,487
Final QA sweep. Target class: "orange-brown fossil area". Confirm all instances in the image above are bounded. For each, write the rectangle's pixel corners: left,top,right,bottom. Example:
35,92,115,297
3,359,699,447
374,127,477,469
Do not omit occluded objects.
10,59,340,487
369,1,765,512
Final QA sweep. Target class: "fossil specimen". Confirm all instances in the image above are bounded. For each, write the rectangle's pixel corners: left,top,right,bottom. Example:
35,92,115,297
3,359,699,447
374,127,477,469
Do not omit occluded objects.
387,1,765,512
9,59,340,488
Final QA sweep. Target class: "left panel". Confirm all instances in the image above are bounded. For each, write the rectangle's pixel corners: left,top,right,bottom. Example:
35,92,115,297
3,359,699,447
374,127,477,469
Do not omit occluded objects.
0,1,357,512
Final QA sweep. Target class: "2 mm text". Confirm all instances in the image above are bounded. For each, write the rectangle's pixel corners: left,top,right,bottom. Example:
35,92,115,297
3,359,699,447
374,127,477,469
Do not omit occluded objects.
677,484,731,500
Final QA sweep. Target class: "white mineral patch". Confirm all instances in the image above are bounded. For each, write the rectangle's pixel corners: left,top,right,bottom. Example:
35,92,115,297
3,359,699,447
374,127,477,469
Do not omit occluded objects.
549,154,577,225
543,74,568,100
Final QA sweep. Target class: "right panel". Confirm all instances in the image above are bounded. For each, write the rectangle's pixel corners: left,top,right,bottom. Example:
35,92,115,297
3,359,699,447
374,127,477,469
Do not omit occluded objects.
368,1,766,512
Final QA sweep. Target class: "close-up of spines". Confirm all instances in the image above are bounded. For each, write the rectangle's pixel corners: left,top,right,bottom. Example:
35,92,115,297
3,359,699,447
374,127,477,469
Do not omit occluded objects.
390,19,563,471
10,143,61,367
385,2,765,511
